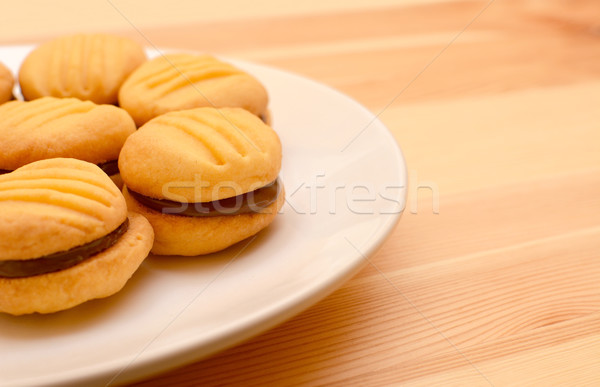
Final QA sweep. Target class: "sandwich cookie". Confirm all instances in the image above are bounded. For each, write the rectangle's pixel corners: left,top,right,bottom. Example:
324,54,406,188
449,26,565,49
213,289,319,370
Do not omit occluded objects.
118,53,269,127
119,107,284,256
19,33,147,104
0,96,136,187
0,158,154,315
0,62,14,104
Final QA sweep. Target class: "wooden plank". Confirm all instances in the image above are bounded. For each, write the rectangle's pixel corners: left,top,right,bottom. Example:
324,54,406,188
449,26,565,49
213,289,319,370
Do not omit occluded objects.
131,170,600,386
2,1,599,386
129,1,600,106
384,82,600,195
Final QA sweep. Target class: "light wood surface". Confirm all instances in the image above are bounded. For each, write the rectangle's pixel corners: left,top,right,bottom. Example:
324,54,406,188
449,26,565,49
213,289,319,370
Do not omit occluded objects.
2,0,599,385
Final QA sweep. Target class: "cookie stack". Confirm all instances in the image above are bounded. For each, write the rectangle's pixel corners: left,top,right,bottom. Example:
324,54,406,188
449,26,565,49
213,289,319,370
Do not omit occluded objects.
0,159,154,315
119,107,284,256
0,33,284,315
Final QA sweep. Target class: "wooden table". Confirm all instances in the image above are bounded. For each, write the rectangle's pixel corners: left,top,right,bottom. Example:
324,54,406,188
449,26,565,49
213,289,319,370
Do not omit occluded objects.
2,0,599,385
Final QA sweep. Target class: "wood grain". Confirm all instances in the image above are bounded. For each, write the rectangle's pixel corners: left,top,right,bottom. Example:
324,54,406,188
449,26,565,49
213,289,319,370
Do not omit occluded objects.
125,0,600,385
124,1,600,108
1,0,598,385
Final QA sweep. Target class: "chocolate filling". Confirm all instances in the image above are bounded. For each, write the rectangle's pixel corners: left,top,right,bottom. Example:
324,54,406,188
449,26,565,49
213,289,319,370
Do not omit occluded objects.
0,219,129,279
97,160,120,176
0,160,119,176
128,178,281,217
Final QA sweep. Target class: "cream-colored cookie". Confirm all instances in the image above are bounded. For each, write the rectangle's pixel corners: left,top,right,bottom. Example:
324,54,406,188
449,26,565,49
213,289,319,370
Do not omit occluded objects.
119,107,283,256
0,62,13,104
0,158,154,315
118,53,268,126
119,107,281,202
19,33,147,104
0,97,135,180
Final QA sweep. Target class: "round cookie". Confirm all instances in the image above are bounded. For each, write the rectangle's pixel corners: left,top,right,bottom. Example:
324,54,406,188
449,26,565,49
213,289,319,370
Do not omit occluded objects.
19,33,147,104
119,107,283,256
0,158,154,315
119,107,281,202
0,96,136,185
0,62,13,104
118,53,269,126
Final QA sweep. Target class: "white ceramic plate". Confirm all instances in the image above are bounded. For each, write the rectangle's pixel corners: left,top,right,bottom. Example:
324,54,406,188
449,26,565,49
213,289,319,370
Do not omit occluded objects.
0,45,406,386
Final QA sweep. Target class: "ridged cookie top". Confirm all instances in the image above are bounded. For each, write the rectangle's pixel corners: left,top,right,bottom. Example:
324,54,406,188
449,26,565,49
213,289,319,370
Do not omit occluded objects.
0,97,136,170
118,54,269,126
0,62,13,104
119,107,282,202
0,158,127,261
18,33,147,104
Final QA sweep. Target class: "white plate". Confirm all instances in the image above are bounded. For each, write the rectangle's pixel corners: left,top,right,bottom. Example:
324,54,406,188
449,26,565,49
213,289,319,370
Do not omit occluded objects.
0,45,406,386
